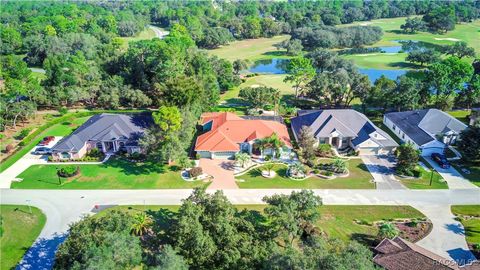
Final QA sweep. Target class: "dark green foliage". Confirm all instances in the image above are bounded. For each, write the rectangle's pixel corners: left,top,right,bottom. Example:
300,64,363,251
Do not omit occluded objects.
406,49,441,66
443,42,476,59
57,166,79,177
457,126,480,161
400,17,426,33
153,245,188,270
423,5,456,33
239,86,280,109
395,144,420,176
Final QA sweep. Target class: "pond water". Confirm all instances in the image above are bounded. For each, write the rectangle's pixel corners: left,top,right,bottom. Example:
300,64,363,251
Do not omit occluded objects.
247,58,408,82
248,58,290,74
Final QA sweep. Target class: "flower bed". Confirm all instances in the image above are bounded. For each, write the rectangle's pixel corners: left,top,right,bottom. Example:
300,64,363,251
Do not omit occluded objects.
57,165,80,178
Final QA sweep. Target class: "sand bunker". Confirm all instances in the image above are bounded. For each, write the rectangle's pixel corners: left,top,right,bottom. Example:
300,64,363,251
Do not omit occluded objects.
434,38,461,41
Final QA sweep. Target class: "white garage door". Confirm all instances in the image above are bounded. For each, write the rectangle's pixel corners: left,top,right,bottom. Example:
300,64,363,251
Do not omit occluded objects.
212,151,236,159
358,147,378,155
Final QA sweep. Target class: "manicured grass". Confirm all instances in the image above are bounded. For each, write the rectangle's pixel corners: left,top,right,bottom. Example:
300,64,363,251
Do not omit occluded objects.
398,165,448,189
221,74,294,104
237,159,374,189
12,158,208,189
0,205,46,270
340,17,479,69
0,116,90,173
98,204,424,244
452,161,480,187
451,205,480,247
447,110,471,124
208,35,290,62
119,27,157,48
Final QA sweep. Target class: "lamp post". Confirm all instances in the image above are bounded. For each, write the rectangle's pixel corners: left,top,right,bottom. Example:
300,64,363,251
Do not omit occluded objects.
26,199,32,214
429,169,436,186
56,167,62,185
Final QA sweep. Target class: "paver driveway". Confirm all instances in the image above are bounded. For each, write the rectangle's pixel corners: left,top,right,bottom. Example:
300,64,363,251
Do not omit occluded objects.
199,158,238,189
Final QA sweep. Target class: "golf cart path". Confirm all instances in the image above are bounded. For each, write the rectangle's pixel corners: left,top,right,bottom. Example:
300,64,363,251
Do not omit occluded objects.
2,188,479,269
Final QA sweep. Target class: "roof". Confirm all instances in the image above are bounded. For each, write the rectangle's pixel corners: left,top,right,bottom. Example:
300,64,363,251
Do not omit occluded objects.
52,113,152,152
291,109,398,148
385,109,467,146
195,112,291,152
373,237,460,270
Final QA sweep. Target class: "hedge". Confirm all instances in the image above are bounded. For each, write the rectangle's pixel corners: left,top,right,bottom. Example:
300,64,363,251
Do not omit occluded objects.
0,109,147,173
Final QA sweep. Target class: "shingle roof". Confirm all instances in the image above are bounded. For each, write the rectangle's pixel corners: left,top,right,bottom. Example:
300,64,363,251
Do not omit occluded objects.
195,112,291,152
52,113,152,152
373,237,460,270
385,109,467,146
291,109,397,148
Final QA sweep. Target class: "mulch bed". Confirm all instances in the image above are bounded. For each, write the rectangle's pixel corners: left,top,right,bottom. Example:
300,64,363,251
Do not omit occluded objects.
396,221,432,243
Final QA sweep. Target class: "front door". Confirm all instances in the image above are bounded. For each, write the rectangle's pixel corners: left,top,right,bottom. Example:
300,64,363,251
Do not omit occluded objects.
331,137,339,148
104,141,114,152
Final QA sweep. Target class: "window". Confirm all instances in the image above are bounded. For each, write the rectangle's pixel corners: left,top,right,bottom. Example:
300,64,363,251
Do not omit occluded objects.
392,125,396,131
341,138,348,144
96,142,103,150
402,134,405,139
319,138,327,144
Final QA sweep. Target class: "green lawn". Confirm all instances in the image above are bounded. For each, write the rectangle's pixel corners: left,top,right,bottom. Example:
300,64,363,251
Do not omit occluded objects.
208,35,290,62
398,165,448,189
447,110,472,124
340,17,479,69
451,205,480,248
452,161,480,187
119,27,157,48
0,205,46,270
12,158,208,189
98,204,424,245
221,74,294,104
0,116,90,173
237,159,374,189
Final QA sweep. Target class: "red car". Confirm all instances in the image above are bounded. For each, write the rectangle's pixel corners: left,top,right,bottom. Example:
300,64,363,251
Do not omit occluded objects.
39,136,55,146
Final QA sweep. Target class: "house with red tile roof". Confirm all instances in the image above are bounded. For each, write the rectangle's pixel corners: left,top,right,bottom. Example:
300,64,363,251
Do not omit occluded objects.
194,112,292,159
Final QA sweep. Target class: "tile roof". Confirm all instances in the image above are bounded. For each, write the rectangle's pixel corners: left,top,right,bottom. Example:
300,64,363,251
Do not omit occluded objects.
373,237,460,270
52,113,152,152
194,112,291,152
291,109,398,148
385,109,467,146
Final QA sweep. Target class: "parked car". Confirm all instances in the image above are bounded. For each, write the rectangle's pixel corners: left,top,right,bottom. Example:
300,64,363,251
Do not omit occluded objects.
38,136,55,146
431,153,450,169
34,147,52,155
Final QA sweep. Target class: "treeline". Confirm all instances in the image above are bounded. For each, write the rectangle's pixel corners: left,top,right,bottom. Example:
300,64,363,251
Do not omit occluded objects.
55,189,376,270
281,49,479,112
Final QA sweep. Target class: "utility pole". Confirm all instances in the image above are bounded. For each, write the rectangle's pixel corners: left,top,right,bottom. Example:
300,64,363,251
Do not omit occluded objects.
26,199,32,214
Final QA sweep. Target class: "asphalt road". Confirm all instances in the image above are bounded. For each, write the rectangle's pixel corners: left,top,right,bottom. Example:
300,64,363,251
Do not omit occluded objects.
2,188,479,269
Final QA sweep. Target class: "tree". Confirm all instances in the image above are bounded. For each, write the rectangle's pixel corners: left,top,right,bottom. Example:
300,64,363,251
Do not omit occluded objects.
455,74,480,109
235,152,251,168
457,126,480,161
423,6,456,33
288,162,306,177
363,75,396,112
199,27,233,49
297,126,317,163
331,157,347,173
443,41,476,59
281,39,303,56
233,59,250,75
154,245,188,270
400,17,426,33
406,49,441,66
256,133,285,158
284,57,315,99
307,68,354,108
239,86,280,110
263,190,322,247
0,26,22,54
153,106,182,140
378,222,400,239
389,75,421,111
131,212,153,236
264,161,275,176
395,143,419,176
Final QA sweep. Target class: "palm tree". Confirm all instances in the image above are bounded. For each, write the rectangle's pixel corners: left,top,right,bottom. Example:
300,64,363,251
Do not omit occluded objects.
331,157,347,173
235,152,251,168
131,212,153,236
289,162,305,177
377,222,399,239
257,134,285,159
264,162,275,176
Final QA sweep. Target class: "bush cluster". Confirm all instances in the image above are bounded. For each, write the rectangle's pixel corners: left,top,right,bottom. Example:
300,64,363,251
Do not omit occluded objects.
57,166,80,177
189,167,203,178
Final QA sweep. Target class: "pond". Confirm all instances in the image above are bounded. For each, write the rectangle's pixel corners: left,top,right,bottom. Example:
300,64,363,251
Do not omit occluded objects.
247,58,408,82
338,40,435,54
248,58,289,74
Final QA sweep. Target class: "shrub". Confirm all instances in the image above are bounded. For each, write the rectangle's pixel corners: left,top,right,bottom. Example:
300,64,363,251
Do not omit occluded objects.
48,156,53,162
195,153,201,160
324,171,333,176
16,128,32,140
317,144,333,157
58,107,68,115
0,134,5,140
57,166,80,177
407,220,418,227
473,243,480,252
129,152,145,161
264,154,272,161
5,144,14,153
87,148,104,159
189,167,203,178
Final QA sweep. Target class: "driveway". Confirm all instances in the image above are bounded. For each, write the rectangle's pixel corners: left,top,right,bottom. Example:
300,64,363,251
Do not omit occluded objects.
361,155,406,189
149,25,169,39
424,157,478,189
0,136,62,189
199,158,238,189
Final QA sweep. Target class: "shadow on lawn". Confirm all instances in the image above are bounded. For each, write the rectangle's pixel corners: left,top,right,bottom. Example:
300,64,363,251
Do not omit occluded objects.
351,233,378,247
102,158,168,176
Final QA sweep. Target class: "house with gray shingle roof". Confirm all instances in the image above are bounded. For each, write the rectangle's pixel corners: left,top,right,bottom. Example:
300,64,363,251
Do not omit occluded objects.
51,113,152,160
384,109,467,156
291,109,398,155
